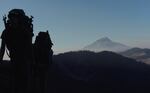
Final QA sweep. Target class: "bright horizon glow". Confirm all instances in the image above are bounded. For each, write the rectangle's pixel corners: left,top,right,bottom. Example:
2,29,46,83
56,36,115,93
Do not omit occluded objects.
0,0,150,54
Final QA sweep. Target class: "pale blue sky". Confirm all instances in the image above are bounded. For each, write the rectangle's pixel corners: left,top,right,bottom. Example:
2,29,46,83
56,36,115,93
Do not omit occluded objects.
0,0,150,53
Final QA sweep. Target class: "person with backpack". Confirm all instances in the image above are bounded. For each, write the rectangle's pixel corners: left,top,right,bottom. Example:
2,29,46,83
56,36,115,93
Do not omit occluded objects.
0,9,34,93
33,31,53,93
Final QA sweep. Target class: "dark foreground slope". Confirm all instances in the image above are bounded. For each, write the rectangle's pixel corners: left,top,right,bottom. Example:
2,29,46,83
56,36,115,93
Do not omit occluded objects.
49,51,150,93
1,51,150,93
0,61,12,93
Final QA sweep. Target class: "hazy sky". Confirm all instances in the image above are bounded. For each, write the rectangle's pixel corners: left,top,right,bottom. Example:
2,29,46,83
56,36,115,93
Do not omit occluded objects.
0,0,150,53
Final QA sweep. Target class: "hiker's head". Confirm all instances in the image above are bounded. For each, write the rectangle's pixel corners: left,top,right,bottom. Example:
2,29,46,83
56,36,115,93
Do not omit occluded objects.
8,9,25,20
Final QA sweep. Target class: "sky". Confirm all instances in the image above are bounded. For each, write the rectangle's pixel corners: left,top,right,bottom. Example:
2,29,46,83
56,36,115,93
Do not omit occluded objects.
0,0,150,54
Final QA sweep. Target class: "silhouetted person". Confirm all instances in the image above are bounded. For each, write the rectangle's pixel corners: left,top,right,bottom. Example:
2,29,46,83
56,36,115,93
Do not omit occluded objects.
33,31,53,93
0,9,34,93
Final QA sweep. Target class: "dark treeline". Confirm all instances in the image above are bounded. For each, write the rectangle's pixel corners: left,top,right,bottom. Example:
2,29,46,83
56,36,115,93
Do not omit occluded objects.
1,50,150,93
48,51,150,93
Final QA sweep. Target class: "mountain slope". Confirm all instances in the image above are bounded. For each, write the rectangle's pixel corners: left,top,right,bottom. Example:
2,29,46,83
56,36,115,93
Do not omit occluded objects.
49,51,150,93
83,37,130,52
120,47,150,64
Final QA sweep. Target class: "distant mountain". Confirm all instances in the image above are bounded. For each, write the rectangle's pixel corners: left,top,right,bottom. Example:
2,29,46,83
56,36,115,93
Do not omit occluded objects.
50,51,150,93
120,47,150,64
83,37,130,52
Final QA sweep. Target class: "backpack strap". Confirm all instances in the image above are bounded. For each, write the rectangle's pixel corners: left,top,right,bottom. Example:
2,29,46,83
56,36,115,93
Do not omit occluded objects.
6,47,10,58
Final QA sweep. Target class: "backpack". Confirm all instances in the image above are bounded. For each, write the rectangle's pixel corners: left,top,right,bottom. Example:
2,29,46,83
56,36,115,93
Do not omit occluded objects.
34,31,53,64
3,9,33,51
1,9,34,61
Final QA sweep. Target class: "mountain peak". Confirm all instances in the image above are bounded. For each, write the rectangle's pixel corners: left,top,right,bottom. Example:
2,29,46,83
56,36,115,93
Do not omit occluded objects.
97,37,112,42
83,37,131,52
